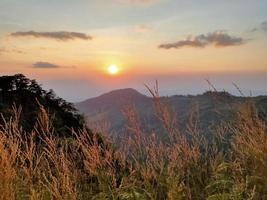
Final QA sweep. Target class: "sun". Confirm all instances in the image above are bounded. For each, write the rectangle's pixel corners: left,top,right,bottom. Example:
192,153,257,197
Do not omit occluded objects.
107,65,119,75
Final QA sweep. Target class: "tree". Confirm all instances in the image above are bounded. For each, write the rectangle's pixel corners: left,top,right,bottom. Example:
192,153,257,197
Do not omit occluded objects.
0,74,86,137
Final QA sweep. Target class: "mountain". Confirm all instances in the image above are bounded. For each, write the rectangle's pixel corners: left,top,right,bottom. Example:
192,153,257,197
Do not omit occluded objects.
76,89,267,136
76,88,149,113
76,88,152,132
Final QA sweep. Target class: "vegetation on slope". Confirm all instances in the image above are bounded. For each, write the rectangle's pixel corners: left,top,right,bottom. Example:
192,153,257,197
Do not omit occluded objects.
0,75,266,199
0,74,85,136
76,87,267,138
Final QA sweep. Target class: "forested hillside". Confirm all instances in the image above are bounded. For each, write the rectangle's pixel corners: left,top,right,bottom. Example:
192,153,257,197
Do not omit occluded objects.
0,74,85,136
0,74,266,199
76,88,267,137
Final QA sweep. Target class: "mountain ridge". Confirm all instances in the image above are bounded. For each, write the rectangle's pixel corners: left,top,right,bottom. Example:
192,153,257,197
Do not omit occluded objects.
76,88,267,135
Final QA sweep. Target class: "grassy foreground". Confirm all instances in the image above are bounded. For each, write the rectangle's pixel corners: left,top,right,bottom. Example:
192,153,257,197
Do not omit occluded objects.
0,93,267,200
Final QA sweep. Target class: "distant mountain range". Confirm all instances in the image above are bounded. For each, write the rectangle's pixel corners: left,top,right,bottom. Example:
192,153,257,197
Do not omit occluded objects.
76,88,267,136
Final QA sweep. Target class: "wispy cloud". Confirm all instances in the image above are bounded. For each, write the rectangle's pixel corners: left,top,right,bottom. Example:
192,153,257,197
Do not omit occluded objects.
10,31,93,41
0,47,25,54
134,25,153,33
33,61,75,69
261,21,267,32
159,31,245,49
33,62,60,69
250,21,267,33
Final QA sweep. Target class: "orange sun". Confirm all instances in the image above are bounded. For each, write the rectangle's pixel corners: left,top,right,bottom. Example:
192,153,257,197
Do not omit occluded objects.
107,65,119,75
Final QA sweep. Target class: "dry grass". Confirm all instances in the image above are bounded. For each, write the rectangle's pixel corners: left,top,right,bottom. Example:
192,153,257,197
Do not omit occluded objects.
0,90,266,200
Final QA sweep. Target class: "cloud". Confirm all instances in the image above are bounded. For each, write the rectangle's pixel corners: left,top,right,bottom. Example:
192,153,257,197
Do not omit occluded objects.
134,25,153,33
159,31,245,49
33,61,76,69
261,21,267,32
33,62,60,68
249,28,258,33
0,47,25,54
10,31,93,41
250,21,267,33
11,49,25,54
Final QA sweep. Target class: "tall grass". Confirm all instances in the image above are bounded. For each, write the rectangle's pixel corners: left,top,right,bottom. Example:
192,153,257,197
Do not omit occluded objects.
0,91,266,199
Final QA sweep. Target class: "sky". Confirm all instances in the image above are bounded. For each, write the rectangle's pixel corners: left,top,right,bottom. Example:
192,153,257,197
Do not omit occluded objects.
0,0,267,101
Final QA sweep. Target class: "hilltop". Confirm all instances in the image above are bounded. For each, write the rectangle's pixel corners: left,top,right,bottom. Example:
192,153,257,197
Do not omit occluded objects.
76,89,267,135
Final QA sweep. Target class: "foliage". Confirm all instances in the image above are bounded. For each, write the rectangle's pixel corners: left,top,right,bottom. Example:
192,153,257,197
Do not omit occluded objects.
0,76,266,199
0,74,85,136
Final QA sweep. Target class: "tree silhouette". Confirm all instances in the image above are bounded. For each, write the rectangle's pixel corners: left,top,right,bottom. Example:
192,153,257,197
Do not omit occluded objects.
0,74,85,136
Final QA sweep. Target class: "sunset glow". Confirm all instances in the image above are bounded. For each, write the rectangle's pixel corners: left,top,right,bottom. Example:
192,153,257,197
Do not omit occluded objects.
0,0,267,101
107,65,119,75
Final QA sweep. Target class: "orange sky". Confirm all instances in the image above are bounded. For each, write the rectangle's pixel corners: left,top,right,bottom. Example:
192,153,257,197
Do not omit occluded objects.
1,0,267,101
